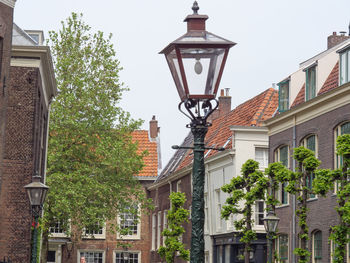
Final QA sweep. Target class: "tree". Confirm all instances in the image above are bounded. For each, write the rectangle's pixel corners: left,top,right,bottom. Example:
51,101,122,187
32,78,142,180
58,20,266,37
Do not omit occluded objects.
313,134,350,263
221,159,268,263
286,146,320,263
158,192,190,263
41,13,150,261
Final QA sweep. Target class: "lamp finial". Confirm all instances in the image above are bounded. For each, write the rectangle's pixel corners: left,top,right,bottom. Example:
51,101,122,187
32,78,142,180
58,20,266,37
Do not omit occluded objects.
192,1,199,15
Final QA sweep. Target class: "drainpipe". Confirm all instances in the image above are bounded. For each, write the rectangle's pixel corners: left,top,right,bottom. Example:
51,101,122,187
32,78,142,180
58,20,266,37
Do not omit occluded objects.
291,117,296,263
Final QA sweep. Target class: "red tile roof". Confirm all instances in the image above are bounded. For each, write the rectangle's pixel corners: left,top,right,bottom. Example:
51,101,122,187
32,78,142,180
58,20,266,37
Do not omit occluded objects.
177,88,278,170
318,62,339,95
131,130,158,177
290,84,305,108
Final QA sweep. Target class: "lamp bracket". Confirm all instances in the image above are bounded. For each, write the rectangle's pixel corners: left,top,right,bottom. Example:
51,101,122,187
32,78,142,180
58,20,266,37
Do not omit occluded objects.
178,98,218,128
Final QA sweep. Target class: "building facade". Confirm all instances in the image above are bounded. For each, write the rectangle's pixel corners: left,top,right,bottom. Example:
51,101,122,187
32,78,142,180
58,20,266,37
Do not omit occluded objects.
47,117,161,263
148,88,278,263
0,2,58,261
265,31,350,263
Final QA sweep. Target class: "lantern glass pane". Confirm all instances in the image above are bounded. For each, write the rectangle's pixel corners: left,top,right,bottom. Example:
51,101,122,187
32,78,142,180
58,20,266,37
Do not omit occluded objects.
29,188,43,206
179,47,225,98
166,50,186,101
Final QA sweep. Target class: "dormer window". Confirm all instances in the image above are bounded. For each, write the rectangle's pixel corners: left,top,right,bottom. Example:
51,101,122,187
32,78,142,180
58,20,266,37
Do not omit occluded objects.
278,80,289,112
339,47,350,85
305,65,317,101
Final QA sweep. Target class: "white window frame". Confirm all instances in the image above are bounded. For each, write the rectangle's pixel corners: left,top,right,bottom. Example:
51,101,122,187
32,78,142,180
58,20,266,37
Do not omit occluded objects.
82,221,106,239
151,213,156,250
157,211,162,249
176,180,182,192
117,205,141,240
163,210,168,246
275,146,289,206
254,200,265,227
215,189,222,231
113,250,141,263
49,219,70,238
255,147,269,170
78,249,105,263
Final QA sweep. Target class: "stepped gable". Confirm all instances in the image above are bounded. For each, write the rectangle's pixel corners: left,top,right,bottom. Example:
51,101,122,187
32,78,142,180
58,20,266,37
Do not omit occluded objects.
176,88,278,170
318,62,339,95
290,84,305,108
132,130,158,177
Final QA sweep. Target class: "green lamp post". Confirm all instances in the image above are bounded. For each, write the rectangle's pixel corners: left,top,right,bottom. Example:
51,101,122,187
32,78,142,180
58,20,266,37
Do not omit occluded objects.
160,2,235,262
24,173,49,263
262,211,280,263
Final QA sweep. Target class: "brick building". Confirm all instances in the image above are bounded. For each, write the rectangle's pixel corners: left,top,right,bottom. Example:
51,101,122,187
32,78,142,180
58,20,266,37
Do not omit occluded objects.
0,1,57,261
265,30,350,262
148,88,278,263
47,117,161,263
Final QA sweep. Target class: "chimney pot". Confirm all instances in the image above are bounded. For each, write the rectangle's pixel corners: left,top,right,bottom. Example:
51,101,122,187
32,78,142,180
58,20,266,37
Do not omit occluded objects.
149,116,159,139
220,89,224,96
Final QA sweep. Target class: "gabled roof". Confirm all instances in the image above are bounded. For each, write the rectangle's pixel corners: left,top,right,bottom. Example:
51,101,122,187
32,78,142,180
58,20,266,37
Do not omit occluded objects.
12,23,37,46
132,130,158,178
157,88,278,181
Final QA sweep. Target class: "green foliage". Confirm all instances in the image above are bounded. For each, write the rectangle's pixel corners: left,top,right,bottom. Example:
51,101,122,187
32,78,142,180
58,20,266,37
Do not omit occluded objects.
158,192,190,263
313,134,350,263
43,12,151,243
222,159,267,262
284,146,320,263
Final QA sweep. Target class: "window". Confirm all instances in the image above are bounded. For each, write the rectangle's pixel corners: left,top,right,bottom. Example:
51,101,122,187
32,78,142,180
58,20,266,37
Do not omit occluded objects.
278,80,289,112
151,213,156,250
339,47,350,85
255,148,268,169
47,250,56,263
301,135,317,199
334,122,350,191
79,251,104,263
115,251,140,263
305,65,317,101
118,205,140,239
215,189,222,231
157,211,161,249
275,146,289,205
255,201,265,226
312,231,322,263
204,193,209,233
163,210,168,246
278,234,289,262
176,180,182,192
83,221,105,239
49,219,69,238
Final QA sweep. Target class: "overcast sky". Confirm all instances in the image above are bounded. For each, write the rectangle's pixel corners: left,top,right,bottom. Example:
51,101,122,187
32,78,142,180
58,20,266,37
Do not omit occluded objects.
14,0,350,168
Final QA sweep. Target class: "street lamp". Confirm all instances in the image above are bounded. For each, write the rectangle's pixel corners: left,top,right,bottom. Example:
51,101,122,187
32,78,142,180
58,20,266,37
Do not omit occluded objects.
24,173,49,263
262,211,280,263
160,2,235,262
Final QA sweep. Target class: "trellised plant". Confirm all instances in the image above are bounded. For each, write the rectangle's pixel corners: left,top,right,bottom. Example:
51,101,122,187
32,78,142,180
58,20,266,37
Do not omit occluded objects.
313,134,350,263
158,192,190,263
221,159,268,263
286,146,320,263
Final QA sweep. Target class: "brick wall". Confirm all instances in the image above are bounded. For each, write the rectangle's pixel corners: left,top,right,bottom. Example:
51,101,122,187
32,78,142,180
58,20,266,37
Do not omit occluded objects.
269,103,350,262
149,172,192,263
0,66,45,262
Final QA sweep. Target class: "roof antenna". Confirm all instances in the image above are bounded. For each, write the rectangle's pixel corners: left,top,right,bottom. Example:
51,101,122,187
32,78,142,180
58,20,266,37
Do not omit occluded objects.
349,21,350,36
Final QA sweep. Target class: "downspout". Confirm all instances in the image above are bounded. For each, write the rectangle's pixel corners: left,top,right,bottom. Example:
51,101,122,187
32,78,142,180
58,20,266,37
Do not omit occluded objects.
291,116,296,263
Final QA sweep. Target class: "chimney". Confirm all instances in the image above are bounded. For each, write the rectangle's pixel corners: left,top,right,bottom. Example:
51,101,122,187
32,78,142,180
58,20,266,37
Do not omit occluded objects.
327,31,350,49
218,88,232,116
149,115,159,139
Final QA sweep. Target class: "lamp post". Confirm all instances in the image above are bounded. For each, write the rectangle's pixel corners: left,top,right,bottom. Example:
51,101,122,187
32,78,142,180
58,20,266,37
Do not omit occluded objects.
160,2,235,262
24,173,49,263
262,211,280,263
